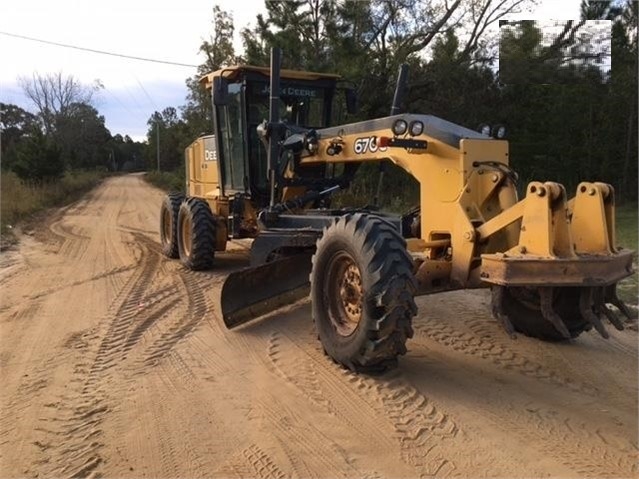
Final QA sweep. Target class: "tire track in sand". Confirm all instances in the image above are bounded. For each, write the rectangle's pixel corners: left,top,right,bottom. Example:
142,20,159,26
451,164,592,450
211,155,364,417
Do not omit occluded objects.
250,397,359,478
413,319,599,396
214,443,288,479
413,310,636,477
41,230,215,478
140,268,208,366
27,264,138,301
243,444,288,479
34,236,163,478
345,368,458,477
266,331,395,448
265,330,458,478
485,400,638,477
48,220,90,260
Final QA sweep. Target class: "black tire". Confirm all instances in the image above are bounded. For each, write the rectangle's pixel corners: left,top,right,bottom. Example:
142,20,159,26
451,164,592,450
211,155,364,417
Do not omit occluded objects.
311,213,418,372
501,287,589,340
177,197,216,270
159,192,185,258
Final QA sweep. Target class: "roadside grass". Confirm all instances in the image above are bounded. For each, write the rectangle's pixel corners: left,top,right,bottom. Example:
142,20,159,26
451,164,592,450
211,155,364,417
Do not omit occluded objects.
616,204,638,251
0,170,107,249
615,204,638,306
145,170,185,193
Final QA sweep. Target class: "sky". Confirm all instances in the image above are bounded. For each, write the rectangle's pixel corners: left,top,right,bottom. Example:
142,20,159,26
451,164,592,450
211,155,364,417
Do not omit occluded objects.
0,0,581,142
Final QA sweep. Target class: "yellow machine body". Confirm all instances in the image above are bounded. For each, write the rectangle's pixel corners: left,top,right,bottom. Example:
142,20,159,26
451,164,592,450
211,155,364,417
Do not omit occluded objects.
183,65,632,299
295,115,633,295
169,60,633,354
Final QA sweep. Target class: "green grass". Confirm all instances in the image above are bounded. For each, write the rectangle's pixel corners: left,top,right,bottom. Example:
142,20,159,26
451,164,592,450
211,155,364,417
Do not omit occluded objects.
332,162,420,213
0,170,107,248
615,204,638,251
144,170,185,193
615,204,638,306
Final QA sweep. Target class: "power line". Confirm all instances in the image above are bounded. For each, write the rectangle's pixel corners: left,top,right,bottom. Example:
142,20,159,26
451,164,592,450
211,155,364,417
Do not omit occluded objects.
122,83,147,111
134,75,158,110
0,31,199,68
103,86,138,118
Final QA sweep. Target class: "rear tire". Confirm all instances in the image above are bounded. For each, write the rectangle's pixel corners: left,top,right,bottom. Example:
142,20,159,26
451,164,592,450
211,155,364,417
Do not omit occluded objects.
501,287,589,340
159,192,184,258
311,214,417,372
177,198,216,270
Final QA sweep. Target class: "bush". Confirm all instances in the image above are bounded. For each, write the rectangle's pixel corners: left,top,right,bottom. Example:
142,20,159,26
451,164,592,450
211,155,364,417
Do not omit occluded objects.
144,169,185,192
615,204,638,305
0,170,106,238
11,131,65,181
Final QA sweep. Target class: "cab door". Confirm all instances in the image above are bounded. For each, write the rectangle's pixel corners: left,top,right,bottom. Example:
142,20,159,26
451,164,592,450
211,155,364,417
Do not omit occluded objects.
215,82,248,195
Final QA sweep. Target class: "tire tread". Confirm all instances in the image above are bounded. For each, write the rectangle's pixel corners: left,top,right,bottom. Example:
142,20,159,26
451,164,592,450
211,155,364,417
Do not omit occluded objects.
178,197,216,270
311,213,417,372
160,192,185,258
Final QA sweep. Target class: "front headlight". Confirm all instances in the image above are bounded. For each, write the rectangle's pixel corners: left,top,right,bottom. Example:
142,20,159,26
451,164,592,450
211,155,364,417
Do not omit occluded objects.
409,121,424,136
392,119,408,136
492,124,507,139
478,123,491,136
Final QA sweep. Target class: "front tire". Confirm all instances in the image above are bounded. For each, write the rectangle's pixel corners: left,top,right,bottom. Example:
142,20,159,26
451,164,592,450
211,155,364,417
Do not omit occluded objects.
501,287,589,340
311,214,417,372
159,192,184,258
177,198,216,270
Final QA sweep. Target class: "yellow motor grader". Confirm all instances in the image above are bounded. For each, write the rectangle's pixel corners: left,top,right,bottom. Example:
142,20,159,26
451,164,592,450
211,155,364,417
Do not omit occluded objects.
159,48,634,372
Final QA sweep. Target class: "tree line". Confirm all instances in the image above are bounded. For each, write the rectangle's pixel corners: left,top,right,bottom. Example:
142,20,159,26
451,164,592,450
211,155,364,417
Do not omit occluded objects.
2,0,635,205
148,0,637,204
1,73,146,181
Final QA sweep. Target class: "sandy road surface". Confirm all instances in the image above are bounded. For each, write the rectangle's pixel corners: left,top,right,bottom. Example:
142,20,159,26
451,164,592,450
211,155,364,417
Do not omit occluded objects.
0,174,637,478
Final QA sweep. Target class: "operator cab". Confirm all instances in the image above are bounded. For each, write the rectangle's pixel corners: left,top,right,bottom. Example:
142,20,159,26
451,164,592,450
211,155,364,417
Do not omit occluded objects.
201,66,347,205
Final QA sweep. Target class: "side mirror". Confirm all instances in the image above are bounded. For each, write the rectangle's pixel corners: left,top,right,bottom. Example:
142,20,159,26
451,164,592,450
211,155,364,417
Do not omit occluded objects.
345,88,358,114
212,77,229,106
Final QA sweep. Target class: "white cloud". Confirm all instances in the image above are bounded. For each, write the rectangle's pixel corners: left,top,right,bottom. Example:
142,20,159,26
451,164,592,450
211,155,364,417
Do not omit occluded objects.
0,0,264,139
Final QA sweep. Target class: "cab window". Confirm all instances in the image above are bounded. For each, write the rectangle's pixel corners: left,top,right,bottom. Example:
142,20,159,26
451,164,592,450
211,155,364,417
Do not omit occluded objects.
246,82,328,128
217,82,246,191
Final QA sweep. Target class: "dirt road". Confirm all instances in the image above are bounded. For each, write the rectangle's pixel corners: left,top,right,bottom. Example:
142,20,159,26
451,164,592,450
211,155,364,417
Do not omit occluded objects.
0,174,637,478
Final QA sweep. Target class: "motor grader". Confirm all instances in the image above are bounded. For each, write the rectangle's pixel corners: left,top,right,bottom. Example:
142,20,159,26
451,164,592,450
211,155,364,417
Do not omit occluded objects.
159,48,634,372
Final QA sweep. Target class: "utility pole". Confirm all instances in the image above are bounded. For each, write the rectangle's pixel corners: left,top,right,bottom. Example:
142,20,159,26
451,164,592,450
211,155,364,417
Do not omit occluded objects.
0,108,5,167
156,119,160,172
0,111,3,167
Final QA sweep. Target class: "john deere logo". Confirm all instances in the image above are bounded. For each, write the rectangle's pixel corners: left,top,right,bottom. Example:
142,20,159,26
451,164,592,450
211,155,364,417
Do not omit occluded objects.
260,85,317,98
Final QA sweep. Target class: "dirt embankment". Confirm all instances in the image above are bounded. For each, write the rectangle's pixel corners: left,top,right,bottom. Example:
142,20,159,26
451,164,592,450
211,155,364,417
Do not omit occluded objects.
0,174,637,478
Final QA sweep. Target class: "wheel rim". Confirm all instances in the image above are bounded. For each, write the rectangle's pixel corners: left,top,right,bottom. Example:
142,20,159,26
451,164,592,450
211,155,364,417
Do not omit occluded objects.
325,251,363,337
181,214,192,257
162,208,172,244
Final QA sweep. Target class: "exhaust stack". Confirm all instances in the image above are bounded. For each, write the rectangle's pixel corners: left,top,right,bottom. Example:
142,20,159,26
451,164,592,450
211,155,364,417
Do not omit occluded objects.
390,64,409,116
268,47,282,209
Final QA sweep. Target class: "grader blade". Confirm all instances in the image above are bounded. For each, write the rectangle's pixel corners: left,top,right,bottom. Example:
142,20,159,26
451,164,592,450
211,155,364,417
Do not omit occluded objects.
221,255,312,329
